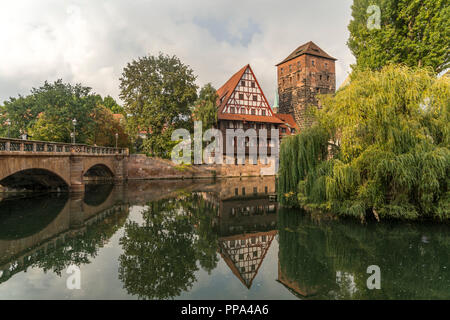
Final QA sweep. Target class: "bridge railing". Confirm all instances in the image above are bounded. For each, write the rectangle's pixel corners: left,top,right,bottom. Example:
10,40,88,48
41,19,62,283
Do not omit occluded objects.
0,138,128,156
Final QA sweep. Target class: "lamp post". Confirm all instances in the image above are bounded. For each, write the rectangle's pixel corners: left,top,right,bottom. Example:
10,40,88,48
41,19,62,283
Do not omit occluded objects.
115,133,119,149
6,119,11,138
72,118,77,144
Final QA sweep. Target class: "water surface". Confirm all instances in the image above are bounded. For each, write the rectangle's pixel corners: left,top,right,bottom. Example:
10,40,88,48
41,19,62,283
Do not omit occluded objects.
0,178,448,299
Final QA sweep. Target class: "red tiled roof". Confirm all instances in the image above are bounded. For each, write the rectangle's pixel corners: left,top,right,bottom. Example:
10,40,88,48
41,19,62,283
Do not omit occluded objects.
274,113,299,130
218,113,284,124
276,41,337,66
216,64,249,114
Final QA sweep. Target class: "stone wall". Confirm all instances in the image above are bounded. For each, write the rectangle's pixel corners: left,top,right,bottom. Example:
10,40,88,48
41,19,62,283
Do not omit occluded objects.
126,154,277,180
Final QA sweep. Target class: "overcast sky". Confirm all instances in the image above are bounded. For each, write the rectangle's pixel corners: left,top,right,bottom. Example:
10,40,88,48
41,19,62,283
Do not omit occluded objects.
0,0,355,105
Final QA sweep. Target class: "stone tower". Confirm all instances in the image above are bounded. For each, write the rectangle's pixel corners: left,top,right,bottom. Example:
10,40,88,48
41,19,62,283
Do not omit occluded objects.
276,41,337,130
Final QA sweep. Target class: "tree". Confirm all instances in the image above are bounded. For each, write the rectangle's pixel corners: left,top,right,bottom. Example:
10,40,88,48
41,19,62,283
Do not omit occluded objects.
348,0,449,73
192,83,218,131
3,80,99,143
119,53,198,158
278,65,450,221
102,95,125,115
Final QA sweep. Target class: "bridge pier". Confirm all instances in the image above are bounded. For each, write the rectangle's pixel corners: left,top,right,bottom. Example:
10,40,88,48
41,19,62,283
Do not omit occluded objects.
70,156,85,193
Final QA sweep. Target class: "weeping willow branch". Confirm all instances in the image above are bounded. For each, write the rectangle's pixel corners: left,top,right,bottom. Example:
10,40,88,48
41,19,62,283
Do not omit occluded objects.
278,65,450,221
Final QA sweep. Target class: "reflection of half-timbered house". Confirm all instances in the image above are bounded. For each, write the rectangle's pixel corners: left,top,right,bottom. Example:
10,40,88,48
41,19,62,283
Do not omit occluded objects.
203,177,278,289
219,231,276,289
216,65,296,163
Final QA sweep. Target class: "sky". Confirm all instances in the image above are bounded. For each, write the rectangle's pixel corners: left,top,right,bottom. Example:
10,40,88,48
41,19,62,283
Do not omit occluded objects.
0,0,355,106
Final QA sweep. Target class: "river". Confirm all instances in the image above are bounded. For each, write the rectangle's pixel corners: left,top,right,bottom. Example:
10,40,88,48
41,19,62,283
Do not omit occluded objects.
0,177,448,299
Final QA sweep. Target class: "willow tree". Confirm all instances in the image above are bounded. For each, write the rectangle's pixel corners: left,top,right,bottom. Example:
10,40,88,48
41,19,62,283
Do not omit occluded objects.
278,65,449,221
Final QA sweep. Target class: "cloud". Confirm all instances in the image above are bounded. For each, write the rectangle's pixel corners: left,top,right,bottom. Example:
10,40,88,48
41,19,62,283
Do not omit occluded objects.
0,0,355,105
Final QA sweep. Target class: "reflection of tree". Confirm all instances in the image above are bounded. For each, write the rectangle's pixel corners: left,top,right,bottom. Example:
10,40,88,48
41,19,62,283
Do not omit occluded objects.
33,210,128,276
118,194,219,299
278,208,450,299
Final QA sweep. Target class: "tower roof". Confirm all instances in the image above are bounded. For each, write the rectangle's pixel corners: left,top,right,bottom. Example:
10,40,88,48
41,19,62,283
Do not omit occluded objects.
276,41,337,66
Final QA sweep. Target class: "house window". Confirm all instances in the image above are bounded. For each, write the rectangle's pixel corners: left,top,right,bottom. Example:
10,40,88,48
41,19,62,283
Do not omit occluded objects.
241,108,246,114
253,187,257,194
319,75,322,80
251,109,256,115
327,76,330,81
289,65,292,72
229,122,234,128
251,81,255,88
297,73,300,81
241,80,245,86
281,128,286,133
253,95,257,101
242,187,245,195
312,60,315,66
262,110,266,116
239,93,244,100
235,188,238,196
230,107,235,113
325,63,328,69
297,61,301,69
280,67,283,75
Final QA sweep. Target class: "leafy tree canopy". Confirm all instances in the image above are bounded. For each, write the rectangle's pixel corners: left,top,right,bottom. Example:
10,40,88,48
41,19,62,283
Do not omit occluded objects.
192,83,218,132
119,53,198,158
348,0,449,73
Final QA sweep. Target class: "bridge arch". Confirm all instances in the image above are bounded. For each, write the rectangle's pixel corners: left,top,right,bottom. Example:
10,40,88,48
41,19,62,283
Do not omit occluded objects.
84,163,115,179
0,168,69,191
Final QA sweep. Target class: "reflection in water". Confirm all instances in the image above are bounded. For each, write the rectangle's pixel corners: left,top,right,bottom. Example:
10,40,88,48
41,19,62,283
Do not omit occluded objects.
277,208,450,299
0,184,128,284
0,177,448,300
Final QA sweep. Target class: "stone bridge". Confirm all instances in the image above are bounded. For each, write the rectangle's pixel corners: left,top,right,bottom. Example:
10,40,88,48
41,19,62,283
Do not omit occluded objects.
0,138,129,192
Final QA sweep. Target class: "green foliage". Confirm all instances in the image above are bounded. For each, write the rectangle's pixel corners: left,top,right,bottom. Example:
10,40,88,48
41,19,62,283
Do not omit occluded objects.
278,65,450,221
193,83,218,131
348,0,449,73
119,53,198,158
1,79,129,147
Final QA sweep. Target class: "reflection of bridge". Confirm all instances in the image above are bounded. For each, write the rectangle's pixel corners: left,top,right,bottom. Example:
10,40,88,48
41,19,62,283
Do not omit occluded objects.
0,185,128,284
0,138,128,192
